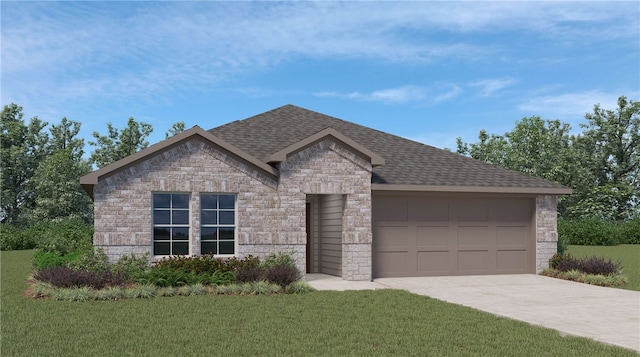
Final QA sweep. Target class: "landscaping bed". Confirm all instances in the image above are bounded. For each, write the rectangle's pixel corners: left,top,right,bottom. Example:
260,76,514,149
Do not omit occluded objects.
2,250,637,357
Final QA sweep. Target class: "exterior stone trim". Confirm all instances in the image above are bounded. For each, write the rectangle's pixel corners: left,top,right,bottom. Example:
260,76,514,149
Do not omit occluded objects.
342,244,372,281
535,195,559,273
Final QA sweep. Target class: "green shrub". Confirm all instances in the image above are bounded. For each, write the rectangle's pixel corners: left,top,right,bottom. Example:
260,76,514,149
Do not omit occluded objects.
618,217,640,244
0,224,37,250
32,250,82,270
285,280,314,294
112,253,150,279
558,217,619,246
261,252,297,268
153,255,259,274
68,249,109,273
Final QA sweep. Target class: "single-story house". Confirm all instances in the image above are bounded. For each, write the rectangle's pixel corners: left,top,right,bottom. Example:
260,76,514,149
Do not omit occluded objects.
80,105,571,281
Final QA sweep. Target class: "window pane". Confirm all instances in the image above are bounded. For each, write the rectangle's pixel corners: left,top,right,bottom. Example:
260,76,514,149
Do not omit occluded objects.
173,227,189,240
172,210,189,225
201,210,217,225
219,228,234,240
173,194,190,209
219,211,235,225
154,242,170,255
201,227,217,241
201,241,217,255
219,241,234,254
201,195,218,210
219,195,235,209
154,210,170,224
172,242,189,255
154,227,171,240
153,194,171,208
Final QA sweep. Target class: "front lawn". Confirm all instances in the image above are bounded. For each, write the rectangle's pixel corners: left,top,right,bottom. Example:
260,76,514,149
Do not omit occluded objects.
567,244,640,291
1,250,636,356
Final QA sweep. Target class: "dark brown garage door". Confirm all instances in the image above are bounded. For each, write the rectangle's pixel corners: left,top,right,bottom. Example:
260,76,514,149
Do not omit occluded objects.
373,194,535,277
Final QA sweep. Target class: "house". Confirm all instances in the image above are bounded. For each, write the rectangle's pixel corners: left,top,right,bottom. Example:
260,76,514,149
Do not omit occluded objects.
80,105,571,281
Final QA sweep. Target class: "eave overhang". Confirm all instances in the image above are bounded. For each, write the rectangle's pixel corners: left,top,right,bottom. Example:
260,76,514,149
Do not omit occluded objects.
372,183,572,195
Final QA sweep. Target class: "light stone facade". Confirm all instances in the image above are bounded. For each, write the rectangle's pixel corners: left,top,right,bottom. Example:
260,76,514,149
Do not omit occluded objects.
92,136,560,281
535,195,559,273
93,137,374,280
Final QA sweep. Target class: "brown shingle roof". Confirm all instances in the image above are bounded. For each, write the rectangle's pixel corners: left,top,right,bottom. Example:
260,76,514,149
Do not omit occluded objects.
210,104,570,193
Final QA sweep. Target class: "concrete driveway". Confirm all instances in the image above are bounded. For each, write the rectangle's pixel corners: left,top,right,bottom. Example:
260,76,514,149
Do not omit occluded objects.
375,274,640,352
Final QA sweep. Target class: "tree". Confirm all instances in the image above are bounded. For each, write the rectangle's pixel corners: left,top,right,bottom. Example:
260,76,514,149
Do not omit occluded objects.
49,117,85,158
573,96,640,219
0,104,49,224
30,149,93,223
89,117,153,168
165,121,186,139
456,96,639,220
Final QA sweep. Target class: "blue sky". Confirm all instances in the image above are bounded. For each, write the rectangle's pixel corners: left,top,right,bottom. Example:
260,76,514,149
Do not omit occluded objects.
2,1,639,152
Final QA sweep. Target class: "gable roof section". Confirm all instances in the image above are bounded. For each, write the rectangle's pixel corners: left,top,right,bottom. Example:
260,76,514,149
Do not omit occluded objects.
210,105,571,194
80,126,278,197
262,127,385,167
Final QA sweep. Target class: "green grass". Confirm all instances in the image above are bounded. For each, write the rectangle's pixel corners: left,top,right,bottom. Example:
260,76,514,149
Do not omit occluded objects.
2,250,637,356
568,244,640,291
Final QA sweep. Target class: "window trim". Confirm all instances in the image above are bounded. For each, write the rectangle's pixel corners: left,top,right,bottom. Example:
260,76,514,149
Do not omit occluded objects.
151,192,191,257
199,193,237,257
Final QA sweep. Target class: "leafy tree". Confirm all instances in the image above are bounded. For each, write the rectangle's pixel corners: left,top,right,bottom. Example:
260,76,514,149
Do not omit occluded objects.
456,96,639,220
49,117,85,158
30,149,93,223
573,96,640,220
0,104,49,224
165,121,186,139
89,117,153,168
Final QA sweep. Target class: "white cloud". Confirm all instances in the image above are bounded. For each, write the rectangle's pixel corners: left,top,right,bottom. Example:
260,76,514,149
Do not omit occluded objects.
517,90,629,120
315,85,426,104
469,78,516,97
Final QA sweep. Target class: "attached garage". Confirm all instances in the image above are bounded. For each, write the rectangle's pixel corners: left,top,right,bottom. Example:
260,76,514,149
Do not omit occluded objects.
372,193,535,278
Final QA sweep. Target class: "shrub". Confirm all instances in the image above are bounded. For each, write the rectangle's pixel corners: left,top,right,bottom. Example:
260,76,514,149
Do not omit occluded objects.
579,256,621,276
34,219,93,255
111,253,150,279
558,217,618,246
153,255,259,275
618,217,640,244
32,250,81,270
262,252,297,268
549,253,621,276
0,224,37,250
34,266,126,289
263,263,301,287
68,249,109,273
235,264,263,283
285,280,314,294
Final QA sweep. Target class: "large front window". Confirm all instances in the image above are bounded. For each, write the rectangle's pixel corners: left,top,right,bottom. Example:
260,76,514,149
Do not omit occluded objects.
153,193,190,255
200,194,236,255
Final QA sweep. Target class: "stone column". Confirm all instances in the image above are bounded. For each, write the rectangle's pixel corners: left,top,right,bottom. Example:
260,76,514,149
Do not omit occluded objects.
536,195,558,273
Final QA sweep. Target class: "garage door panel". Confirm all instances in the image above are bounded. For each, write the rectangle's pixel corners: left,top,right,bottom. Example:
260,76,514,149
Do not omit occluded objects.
417,226,449,247
411,199,449,221
497,226,527,246
374,252,408,276
417,251,451,274
497,250,528,271
457,200,489,221
457,226,489,246
374,226,408,248
372,197,408,221
494,199,532,222
458,250,489,273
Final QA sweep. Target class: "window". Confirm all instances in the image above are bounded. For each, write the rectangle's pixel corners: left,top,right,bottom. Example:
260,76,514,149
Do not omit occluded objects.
200,194,236,255
152,193,190,255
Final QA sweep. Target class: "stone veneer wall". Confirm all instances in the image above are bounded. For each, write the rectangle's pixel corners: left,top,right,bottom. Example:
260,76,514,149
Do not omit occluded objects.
93,138,280,263
535,195,559,273
278,139,373,280
93,136,374,281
